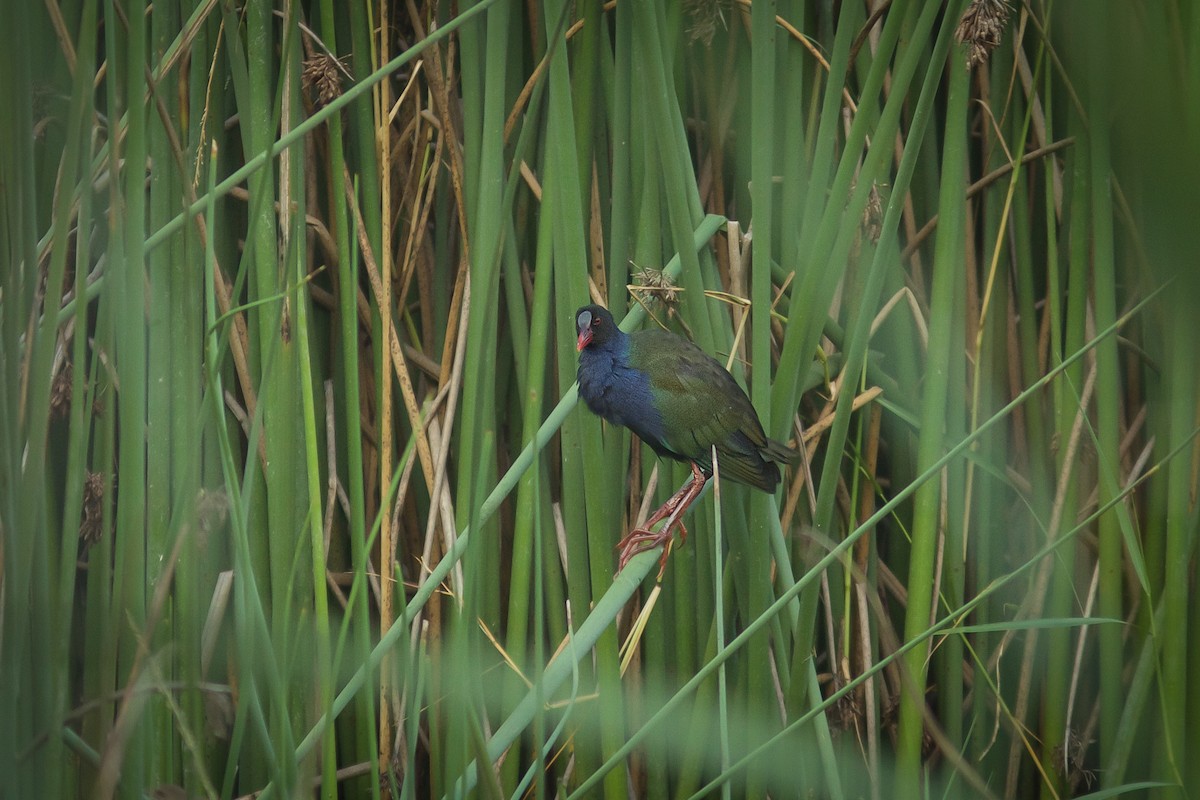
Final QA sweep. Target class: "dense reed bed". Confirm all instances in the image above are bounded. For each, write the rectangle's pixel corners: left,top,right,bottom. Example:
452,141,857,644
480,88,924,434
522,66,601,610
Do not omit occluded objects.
3,1,1197,797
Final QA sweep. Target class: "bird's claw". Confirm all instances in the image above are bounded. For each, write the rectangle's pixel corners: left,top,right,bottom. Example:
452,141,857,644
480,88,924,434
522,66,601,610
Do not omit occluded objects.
615,462,707,580
616,518,688,580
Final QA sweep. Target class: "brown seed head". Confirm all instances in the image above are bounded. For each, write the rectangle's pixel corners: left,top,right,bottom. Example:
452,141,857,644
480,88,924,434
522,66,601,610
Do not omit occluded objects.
956,0,1012,68
303,54,350,106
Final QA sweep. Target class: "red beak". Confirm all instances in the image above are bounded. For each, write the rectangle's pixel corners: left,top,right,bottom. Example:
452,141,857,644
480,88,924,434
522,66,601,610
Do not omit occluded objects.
576,329,593,351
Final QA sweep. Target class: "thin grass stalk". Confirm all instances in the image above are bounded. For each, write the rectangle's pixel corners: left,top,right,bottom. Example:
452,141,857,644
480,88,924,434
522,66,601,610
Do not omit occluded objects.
643,598,672,797
79,246,120,795
237,0,284,651
375,0,399,770
146,0,186,783
746,1,780,794
1153,235,1195,790
175,9,220,792
193,48,238,796
937,277,974,768
445,0,514,789
571,0,601,216
453,0,509,573
503,204,557,792
633,2,718,353
456,431,500,795
849,402,886,797
606,2,633,311
774,1,813,312
628,49,663,283
526,416,549,800
286,27,337,798
492,7,578,698
202,144,250,798
59,134,97,800
1029,97,1089,799
712,448,732,800
314,2,379,794
864,1,964,786
1038,47,1069,790
402,642,426,800
748,0,777,415
1074,17,1125,796
1016,71,1079,800
345,0,383,355
103,0,152,793
662,496,705,772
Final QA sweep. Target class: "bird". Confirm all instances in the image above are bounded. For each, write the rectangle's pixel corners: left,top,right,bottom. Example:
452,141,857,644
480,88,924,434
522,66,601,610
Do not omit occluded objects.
575,304,798,576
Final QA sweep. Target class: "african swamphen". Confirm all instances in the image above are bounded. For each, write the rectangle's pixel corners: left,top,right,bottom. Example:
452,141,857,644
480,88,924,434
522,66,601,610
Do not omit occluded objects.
575,304,798,575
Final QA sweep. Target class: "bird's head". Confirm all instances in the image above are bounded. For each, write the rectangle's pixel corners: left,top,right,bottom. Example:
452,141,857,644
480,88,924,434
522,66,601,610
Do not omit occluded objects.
576,305,617,351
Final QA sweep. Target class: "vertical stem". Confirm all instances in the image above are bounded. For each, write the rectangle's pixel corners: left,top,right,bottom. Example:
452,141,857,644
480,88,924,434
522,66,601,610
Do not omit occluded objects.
377,0,396,766
748,0,778,795
885,4,967,791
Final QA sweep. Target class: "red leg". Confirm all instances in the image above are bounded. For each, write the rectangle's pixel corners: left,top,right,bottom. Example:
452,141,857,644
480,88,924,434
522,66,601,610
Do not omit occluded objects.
617,462,709,577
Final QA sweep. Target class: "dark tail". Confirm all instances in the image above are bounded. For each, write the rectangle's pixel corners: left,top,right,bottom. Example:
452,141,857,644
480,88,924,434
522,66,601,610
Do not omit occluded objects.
763,437,800,465
714,432,797,492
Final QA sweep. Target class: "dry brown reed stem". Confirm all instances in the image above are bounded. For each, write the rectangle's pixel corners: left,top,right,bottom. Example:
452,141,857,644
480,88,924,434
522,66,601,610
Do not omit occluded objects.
377,0,397,762
503,0,619,144
323,381,350,610
901,137,1075,260
778,386,883,535
339,166,436,485
419,275,472,589
407,0,471,273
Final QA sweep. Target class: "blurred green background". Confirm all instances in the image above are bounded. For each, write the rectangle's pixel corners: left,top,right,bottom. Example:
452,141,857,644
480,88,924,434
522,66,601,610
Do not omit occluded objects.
2,0,1198,797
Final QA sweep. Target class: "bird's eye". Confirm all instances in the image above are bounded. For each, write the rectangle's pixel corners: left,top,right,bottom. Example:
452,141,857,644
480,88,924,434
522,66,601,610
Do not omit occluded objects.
593,317,602,328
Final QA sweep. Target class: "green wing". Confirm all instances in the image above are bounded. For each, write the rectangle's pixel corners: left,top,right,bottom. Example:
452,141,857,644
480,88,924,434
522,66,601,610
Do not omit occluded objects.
629,330,775,486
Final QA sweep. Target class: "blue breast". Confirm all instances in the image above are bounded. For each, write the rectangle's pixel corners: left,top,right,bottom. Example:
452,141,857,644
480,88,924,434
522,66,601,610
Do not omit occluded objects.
577,337,667,449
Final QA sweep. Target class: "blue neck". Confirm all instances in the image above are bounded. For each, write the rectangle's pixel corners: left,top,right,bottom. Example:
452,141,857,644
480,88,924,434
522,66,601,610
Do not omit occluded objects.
576,331,667,448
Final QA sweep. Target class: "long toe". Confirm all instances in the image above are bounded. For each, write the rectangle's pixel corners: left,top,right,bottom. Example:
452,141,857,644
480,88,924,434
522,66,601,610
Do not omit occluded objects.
655,540,674,580
617,528,671,572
